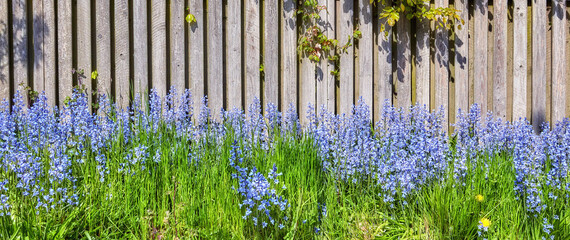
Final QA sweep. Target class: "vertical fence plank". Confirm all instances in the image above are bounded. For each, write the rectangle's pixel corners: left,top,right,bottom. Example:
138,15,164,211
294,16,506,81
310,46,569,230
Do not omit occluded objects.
474,0,488,116
376,0,392,122
532,0,546,131
170,0,185,95
43,0,55,106
0,0,9,102
227,0,242,110
455,0,468,120
358,0,373,111
493,0,507,120
299,55,315,124
96,0,112,98
32,0,44,93
207,0,223,117
12,0,28,99
316,0,335,113
396,14,410,109
133,0,148,102
77,0,91,109
513,0,527,121
151,0,167,98
57,0,72,103
264,0,278,110
189,0,204,115
339,0,354,115
552,0,566,122
435,0,449,130
281,0,297,111
245,0,260,110
416,2,430,107
115,0,130,108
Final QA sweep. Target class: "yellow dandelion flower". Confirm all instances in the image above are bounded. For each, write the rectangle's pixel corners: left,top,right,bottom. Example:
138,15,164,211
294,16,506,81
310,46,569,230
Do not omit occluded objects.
479,217,491,228
475,194,484,202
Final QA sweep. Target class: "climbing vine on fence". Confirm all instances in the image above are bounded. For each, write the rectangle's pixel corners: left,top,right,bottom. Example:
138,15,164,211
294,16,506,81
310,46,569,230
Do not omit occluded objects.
295,0,463,76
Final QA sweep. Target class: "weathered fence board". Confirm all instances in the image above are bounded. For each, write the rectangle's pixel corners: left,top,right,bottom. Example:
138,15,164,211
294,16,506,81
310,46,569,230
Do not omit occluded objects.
416,3,430,108
376,0,392,122
532,0,547,131
133,0,148,102
358,0,373,111
493,0,507,120
0,0,9,101
96,0,112,98
207,0,223,117
151,0,166,98
513,0,527,121
32,0,44,93
245,0,260,110
226,0,242,110
339,0,354,115
43,0,55,106
396,14,410,109
77,0,91,108
474,0,488,116
115,0,130,108
264,0,279,112
12,0,28,99
170,0,185,96
57,0,72,105
551,0,566,122
188,0,204,113
281,0,297,111
316,0,335,113
435,0,449,129
455,0,469,120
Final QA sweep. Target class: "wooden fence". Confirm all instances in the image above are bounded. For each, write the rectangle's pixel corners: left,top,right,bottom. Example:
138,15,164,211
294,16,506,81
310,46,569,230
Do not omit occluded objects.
0,0,569,132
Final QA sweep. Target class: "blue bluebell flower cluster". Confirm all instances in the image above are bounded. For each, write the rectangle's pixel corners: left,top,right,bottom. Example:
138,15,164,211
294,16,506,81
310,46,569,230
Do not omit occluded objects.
0,88,567,237
228,142,289,229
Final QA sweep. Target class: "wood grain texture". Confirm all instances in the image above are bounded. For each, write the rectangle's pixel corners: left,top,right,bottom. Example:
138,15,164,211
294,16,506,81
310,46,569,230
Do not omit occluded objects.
264,0,278,111
474,0,488,116
396,15,410,109
281,0,297,111
339,0,354,115
32,0,44,93
416,2,430,108
551,0,566,122
455,0,468,120
493,0,507,120
12,0,28,99
207,0,223,118
358,0,373,112
58,0,72,103
189,0,204,117
77,0,91,109
96,0,112,99
0,0,9,102
170,0,185,96
316,0,335,113
299,57,315,125
226,0,242,110
376,0,392,121
434,0,449,130
245,0,260,111
532,0,546,131
43,0,56,106
114,0,130,108
133,0,148,103
512,0,527,121
151,0,167,98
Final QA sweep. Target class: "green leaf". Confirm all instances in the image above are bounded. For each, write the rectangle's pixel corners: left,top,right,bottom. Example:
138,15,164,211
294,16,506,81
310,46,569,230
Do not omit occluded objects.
185,13,197,24
91,70,98,80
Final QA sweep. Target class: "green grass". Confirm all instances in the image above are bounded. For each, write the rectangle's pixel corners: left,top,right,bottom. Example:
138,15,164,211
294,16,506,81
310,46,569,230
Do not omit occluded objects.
1,122,569,240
